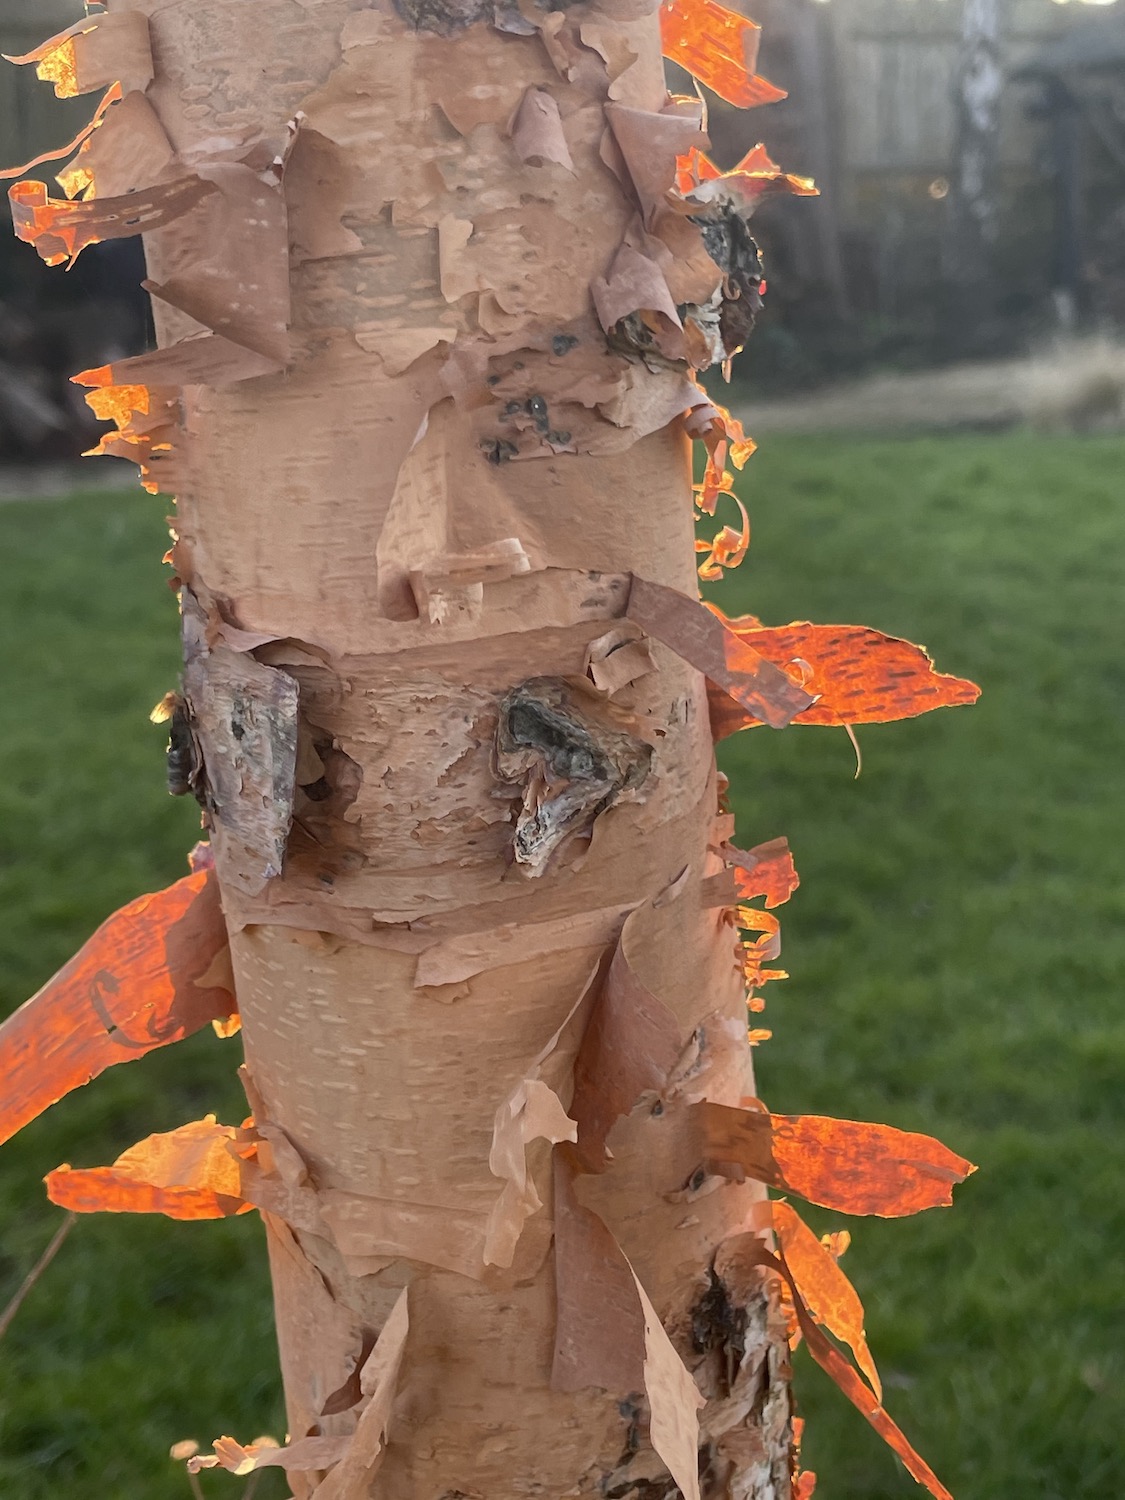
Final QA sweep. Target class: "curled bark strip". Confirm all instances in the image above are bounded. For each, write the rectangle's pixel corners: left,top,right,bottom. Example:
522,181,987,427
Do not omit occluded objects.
495,678,653,876
689,1102,976,1217
627,577,816,730
552,1147,645,1394
708,619,981,738
484,1078,577,1268
77,335,282,389
509,87,574,171
717,1236,953,1500
143,163,291,367
8,174,215,267
46,1117,251,1221
57,89,176,201
0,868,235,1147
584,628,656,695
483,961,595,1269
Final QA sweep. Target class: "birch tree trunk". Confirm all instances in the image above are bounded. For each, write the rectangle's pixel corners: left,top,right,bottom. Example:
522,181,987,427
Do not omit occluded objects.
2,5,986,1495
35,1,797,1495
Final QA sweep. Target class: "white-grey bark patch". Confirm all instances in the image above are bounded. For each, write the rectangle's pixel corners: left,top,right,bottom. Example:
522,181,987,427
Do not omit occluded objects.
181,589,299,894
495,677,653,877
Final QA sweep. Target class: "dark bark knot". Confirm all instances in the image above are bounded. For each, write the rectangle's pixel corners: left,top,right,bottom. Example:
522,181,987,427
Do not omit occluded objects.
494,678,652,876
689,206,765,362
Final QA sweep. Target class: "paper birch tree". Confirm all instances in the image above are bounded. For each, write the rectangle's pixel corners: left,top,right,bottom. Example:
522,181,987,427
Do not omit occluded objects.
2,3,978,1498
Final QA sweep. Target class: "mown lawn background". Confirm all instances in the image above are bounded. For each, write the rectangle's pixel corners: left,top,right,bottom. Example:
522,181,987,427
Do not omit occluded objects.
0,434,1122,1499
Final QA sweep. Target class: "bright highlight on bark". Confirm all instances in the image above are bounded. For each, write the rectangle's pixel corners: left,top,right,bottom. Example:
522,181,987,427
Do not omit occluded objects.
47,1116,252,1221
659,0,786,109
727,837,800,909
708,618,982,738
771,1202,882,1404
2,0,981,1496
0,867,236,1148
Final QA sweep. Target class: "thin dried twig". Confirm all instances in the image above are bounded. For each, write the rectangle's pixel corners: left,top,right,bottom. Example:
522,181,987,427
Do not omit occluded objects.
0,1212,78,1342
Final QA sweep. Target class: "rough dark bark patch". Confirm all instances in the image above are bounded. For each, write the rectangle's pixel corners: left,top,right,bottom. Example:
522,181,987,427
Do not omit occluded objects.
690,208,765,360
495,678,653,875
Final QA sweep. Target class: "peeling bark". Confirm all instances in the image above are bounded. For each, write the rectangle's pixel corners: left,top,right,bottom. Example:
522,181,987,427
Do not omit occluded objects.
16,1,799,1494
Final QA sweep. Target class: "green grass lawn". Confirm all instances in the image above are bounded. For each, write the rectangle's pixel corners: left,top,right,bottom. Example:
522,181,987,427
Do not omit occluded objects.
0,434,1122,1499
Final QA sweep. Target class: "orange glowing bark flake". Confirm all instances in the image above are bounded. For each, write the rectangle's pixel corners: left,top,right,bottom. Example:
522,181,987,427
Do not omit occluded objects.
47,1116,252,1220
722,1237,953,1500
4,20,97,79
659,0,786,110
4,22,95,97
772,1200,881,1401
0,867,236,1148
726,836,799,908
674,146,722,196
736,904,780,974
72,365,177,492
4,12,152,99
708,618,981,738
770,1113,976,1217
83,382,150,427
35,39,80,98
677,142,817,208
693,1101,975,1215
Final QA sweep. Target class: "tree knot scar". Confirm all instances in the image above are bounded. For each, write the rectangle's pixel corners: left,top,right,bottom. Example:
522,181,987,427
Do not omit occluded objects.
180,588,299,895
689,205,765,363
495,678,652,877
